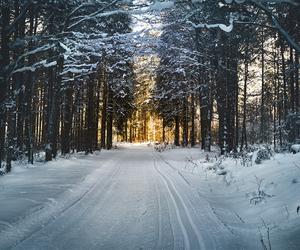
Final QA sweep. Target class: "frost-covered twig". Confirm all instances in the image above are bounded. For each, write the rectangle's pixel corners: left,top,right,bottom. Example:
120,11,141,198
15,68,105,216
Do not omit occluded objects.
186,156,199,173
259,218,276,250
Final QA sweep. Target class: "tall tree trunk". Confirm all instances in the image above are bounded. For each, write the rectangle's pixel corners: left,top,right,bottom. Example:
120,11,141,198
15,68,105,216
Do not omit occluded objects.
106,86,113,150
24,70,34,164
174,115,180,146
86,76,95,154
216,71,226,155
241,49,249,150
235,68,239,152
290,47,295,112
190,94,195,147
295,52,299,111
206,76,212,152
0,1,10,170
95,78,101,150
61,83,73,155
199,87,208,150
280,38,288,118
101,79,107,149
45,56,64,161
182,98,188,147
260,29,265,143
295,52,299,140
226,53,238,152
276,53,283,147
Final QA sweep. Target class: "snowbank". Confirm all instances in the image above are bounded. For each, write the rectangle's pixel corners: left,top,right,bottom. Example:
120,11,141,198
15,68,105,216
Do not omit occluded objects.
291,144,300,154
159,147,300,249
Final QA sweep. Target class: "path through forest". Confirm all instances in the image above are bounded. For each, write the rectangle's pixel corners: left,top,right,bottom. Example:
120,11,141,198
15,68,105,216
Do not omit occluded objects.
0,144,245,250
2,144,299,250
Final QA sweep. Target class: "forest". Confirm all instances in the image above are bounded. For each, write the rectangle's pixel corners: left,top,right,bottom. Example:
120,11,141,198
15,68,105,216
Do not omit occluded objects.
1,1,300,249
0,0,299,171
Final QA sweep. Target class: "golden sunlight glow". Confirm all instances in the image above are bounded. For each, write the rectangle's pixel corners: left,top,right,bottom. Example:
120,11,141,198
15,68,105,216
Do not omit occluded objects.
129,55,164,142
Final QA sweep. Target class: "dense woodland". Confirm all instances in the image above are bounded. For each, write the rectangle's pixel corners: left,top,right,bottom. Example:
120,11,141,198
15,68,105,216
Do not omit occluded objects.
154,0,300,154
0,0,299,172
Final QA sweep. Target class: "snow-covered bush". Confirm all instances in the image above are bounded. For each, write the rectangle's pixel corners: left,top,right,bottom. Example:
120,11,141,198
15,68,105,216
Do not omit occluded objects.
0,168,5,176
154,143,166,152
247,176,274,205
240,151,253,167
209,157,227,175
254,145,273,164
290,144,300,154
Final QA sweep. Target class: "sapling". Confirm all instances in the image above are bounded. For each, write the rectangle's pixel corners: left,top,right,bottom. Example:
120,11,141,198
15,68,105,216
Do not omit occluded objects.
250,175,273,205
258,218,276,250
186,156,199,173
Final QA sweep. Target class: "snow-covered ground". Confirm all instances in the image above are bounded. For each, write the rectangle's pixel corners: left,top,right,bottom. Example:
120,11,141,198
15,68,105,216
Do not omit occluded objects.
0,144,299,249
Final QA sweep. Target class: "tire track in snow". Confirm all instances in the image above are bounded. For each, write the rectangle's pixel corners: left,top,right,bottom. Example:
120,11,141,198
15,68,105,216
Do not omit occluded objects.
154,176,176,249
157,153,238,249
1,162,120,250
153,157,206,250
154,180,163,249
153,158,191,250
165,190,176,250
157,154,191,186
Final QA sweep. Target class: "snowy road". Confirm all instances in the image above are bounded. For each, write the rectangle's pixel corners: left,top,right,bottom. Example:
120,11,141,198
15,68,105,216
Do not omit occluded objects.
0,145,281,249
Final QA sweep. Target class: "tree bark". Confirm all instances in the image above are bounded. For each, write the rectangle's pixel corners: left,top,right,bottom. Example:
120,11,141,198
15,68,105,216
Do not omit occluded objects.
101,78,107,149
106,86,113,150
190,94,195,147
174,115,180,146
